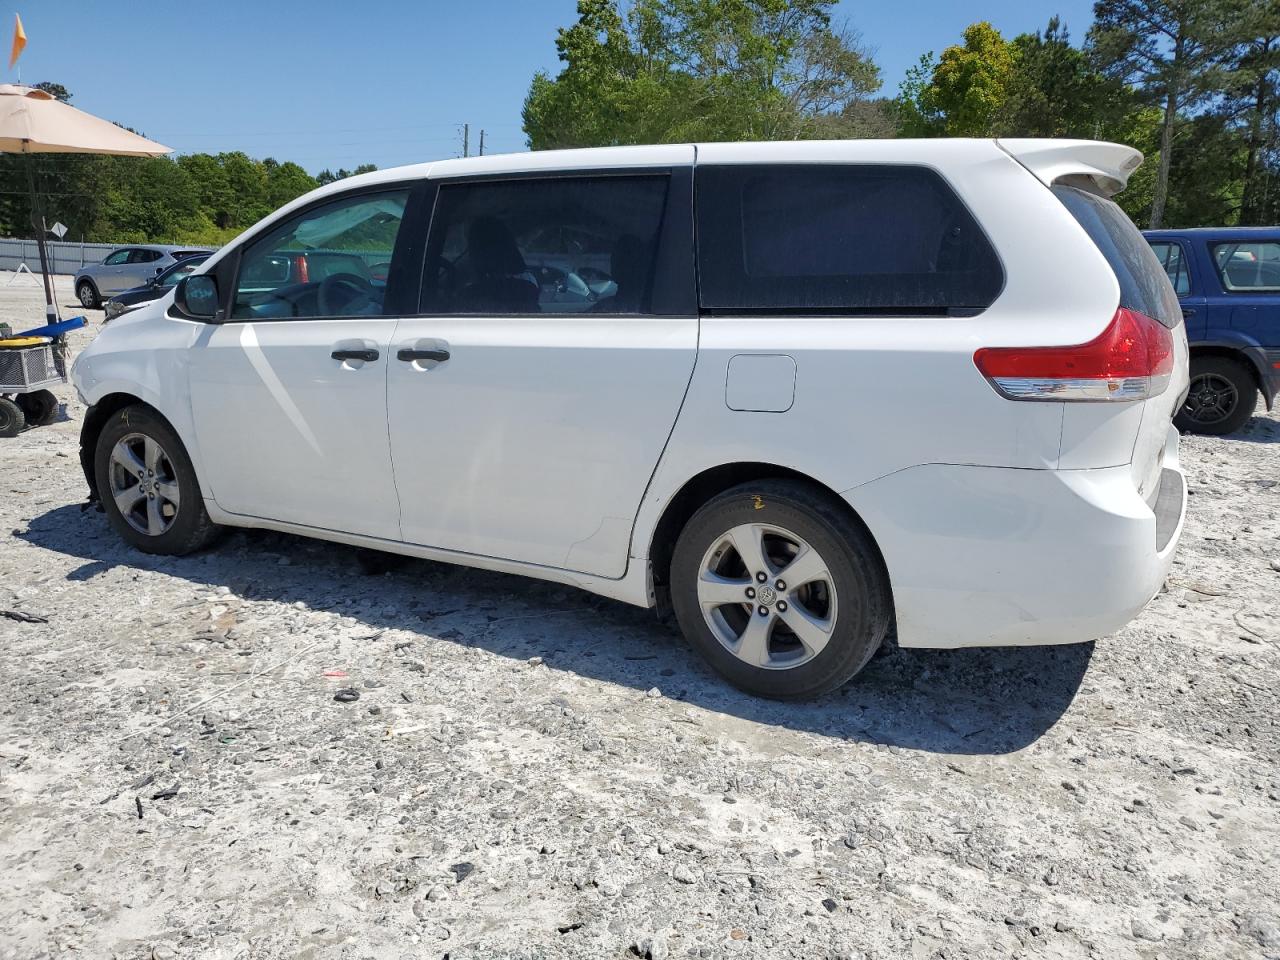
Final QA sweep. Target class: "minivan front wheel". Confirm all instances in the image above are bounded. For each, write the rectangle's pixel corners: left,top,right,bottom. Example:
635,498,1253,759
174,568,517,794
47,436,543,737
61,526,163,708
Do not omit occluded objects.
94,405,219,554
1175,356,1256,436
76,280,100,309
670,480,892,700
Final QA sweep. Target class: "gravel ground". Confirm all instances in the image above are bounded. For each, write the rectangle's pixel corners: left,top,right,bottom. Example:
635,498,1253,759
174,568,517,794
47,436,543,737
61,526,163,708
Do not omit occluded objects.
1,275,1278,960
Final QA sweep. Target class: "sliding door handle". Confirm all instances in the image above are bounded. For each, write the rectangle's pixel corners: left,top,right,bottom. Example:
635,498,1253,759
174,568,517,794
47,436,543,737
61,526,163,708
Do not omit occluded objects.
397,348,450,363
331,348,379,362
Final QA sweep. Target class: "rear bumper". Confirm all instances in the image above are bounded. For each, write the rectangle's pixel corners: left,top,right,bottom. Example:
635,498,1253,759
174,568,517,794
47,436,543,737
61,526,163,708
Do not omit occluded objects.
1263,348,1280,409
844,425,1186,649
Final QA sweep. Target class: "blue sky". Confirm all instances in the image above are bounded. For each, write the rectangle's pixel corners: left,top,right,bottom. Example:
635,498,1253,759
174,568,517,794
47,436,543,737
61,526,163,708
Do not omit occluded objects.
10,0,1095,175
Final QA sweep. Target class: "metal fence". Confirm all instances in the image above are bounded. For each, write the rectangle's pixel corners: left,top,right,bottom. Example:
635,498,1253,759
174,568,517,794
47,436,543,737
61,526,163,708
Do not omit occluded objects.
0,238,119,275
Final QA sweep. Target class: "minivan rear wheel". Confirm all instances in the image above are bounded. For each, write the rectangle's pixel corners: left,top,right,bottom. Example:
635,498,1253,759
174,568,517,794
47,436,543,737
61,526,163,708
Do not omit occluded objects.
94,405,220,555
670,480,892,700
1175,356,1256,436
76,280,100,309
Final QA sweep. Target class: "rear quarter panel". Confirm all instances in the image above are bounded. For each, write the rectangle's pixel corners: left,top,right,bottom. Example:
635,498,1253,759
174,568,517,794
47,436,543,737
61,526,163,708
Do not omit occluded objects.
632,140,1124,563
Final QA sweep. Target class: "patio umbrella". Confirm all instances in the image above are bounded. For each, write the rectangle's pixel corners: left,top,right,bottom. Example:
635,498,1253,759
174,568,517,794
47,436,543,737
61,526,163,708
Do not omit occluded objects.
0,84,171,322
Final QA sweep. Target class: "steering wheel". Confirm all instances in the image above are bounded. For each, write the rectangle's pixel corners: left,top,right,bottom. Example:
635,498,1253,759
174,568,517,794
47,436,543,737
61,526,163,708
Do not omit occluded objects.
318,272,375,316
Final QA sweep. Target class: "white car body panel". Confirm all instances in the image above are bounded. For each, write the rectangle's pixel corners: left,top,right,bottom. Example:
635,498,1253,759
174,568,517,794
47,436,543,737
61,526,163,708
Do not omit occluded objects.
187,318,403,541
72,137,1190,653
386,314,697,578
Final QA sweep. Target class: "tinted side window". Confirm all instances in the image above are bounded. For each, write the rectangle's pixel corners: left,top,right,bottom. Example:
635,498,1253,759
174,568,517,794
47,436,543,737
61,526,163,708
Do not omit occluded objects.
129,249,161,263
231,189,409,320
1053,185,1181,327
695,164,1003,314
103,249,131,265
1212,241,1280,292
1148,241,1190,296
420,175,669,315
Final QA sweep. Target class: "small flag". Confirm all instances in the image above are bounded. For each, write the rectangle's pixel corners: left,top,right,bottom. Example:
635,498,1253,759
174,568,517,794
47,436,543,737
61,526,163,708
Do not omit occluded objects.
9,14,26,70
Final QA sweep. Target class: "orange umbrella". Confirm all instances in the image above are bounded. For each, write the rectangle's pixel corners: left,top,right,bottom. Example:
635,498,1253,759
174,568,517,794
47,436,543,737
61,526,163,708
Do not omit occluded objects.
0,84,172,321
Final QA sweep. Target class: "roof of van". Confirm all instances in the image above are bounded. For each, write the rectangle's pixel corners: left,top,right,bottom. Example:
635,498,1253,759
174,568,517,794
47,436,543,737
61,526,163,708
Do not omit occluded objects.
328,137,1142,196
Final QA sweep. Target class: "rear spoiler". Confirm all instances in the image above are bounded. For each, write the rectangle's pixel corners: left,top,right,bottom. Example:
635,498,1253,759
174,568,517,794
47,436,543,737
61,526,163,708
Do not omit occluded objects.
997,138,1143,197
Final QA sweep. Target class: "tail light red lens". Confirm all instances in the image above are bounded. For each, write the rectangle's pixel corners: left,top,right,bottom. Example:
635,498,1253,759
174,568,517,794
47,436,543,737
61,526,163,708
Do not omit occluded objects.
974,307,1174,401
293,254,309,285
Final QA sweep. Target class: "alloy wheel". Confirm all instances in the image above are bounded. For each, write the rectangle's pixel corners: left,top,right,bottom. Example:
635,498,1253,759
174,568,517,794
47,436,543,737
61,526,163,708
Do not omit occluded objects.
107,433,181,536
696,522,838,670
1183,372,1238,426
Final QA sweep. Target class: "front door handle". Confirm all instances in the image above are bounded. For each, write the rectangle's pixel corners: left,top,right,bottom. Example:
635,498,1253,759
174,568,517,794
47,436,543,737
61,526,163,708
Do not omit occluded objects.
397,347,450,363
332,348,379,362
1181,307,1197,318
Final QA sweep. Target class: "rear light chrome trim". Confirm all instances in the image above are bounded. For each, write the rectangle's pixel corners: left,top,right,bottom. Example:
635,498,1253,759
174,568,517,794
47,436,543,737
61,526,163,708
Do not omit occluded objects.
974,307,1174,403
987,373,1170,402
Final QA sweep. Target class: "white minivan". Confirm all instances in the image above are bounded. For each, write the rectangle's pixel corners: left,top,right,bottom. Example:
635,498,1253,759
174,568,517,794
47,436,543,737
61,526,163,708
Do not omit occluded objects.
72,139,1189,699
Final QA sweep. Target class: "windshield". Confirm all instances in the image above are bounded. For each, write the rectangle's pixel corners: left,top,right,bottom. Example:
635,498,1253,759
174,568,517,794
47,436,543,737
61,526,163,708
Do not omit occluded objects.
157,256,210,287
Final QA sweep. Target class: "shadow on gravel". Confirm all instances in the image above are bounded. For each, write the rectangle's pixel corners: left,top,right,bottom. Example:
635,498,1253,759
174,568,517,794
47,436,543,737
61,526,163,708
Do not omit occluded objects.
1222,415,1280,444
21,504,1092,756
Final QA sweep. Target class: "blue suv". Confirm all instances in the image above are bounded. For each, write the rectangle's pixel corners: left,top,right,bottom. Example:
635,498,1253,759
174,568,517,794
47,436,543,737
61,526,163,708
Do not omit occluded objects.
1145,228,1280,434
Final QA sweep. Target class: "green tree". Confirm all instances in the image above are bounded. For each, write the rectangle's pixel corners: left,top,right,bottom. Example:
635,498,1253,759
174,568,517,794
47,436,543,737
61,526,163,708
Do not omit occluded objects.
522,0,881,149
927,22,1016,136
1089,0,1243,227
1000,17,1129,138
895,53,941,135
266,161,318,209
33,81,71,102
1219,1,1280,223
218,151,270,229
177,153,232,228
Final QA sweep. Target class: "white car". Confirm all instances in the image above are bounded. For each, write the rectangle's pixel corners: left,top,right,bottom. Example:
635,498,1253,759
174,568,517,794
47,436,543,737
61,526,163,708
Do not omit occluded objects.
71,139,1189,700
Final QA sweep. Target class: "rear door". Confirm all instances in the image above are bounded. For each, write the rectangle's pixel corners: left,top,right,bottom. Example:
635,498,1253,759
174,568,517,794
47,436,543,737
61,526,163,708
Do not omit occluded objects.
1208,238,1280,347
386,160,697,577
123,248,164,288
1053,185,1189,500
188,185,420,540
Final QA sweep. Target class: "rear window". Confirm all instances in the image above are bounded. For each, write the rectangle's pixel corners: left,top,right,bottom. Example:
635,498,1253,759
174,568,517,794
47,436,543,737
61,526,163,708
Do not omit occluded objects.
696,164,1004,315
1212,241,1280,292
1053,185,1181,327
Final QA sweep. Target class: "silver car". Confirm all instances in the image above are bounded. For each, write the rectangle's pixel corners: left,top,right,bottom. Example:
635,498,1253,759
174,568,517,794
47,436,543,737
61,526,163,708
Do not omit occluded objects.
74,245,212,309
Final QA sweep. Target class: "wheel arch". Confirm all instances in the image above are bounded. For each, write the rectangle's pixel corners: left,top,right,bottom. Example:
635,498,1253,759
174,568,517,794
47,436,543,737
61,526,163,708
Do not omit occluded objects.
80,393,183,503
644,461,892,611
1190,339,1274,409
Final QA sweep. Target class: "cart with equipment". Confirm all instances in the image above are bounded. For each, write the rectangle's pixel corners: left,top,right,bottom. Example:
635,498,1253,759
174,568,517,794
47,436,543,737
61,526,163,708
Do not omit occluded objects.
0,316,87,437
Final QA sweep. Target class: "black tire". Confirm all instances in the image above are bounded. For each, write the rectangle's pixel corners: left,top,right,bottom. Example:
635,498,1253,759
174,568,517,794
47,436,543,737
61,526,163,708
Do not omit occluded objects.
1175,356,1257,436
0,396,25,437
670,479,892,700
93,404,220,555
76,280,100,309
16,389,58,426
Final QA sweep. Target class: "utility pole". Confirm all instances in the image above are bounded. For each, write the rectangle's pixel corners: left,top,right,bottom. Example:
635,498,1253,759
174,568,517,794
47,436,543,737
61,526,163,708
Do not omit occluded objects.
462,123,469,158
479,129,486,156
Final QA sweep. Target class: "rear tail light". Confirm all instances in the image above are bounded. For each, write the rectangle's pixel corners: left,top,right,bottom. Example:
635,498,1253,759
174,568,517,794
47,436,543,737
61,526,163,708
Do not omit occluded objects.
974,307,1173,402
293,254,309,284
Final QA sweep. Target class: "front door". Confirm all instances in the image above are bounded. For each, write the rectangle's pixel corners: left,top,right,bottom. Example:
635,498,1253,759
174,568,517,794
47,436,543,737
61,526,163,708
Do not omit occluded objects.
95,248,135,294
188,187,414,540
1148,238,1205,337
387,164,698,578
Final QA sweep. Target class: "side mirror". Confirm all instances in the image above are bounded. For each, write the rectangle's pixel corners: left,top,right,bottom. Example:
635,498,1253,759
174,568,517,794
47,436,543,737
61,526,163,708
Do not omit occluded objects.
175,275,220,321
